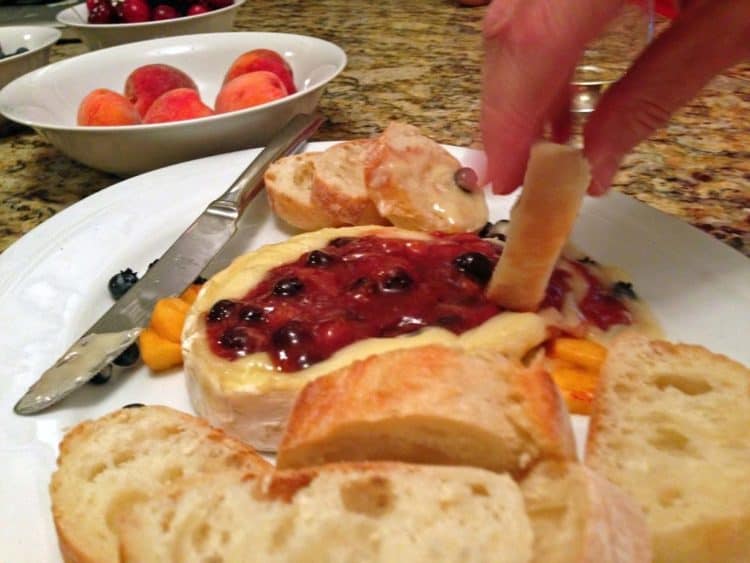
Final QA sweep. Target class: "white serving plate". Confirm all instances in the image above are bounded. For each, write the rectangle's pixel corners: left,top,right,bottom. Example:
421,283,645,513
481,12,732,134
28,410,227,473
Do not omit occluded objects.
0,32,346,175
56,0,244,50
1,144,749,561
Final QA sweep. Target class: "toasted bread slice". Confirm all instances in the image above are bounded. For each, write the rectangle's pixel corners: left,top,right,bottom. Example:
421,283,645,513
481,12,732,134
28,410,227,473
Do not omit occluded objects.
364,122,488,232
521,460,652,563
50,405,271,563
585,335,750,563
264,152,341,231
486,142,590,311
311,139,386,225
117,462,533,563
277,345,576,476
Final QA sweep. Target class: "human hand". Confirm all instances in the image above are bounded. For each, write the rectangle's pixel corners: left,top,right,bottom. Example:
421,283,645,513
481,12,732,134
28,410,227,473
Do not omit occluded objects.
480,0,750,196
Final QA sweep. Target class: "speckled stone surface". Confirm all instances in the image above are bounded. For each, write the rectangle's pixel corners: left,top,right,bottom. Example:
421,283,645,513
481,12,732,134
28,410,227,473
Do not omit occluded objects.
0,1,748,256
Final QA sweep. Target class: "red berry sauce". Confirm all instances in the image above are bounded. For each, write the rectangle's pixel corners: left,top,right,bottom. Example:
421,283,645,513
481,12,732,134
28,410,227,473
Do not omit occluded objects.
204,234,631,371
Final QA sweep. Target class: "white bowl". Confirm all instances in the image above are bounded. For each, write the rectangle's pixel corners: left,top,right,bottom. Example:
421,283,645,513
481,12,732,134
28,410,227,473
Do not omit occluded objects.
57,0,244,50
0,32,346,176
0,26,61,90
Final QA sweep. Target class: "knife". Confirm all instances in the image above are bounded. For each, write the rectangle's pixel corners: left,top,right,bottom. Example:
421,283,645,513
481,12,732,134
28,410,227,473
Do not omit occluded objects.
14,112,325,415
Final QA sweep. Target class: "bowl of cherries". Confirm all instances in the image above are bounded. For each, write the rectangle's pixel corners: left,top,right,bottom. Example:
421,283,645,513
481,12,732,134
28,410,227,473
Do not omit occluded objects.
56,0,244,50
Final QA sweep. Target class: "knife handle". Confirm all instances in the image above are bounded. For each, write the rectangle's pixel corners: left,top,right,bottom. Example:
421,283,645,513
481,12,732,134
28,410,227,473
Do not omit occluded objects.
211,113,326,218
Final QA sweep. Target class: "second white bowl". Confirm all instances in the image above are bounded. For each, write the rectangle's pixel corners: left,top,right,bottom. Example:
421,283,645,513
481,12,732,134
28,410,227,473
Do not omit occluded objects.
0,32,346,176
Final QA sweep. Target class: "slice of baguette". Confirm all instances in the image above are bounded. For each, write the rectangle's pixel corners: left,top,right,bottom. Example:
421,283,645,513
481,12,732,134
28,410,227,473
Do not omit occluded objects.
50,405,271,563
311,139,386,225
264,152,341,231
521,460,652,563
277,345,576,476
364,121,488,233
486,142,590,311
585,335,750,563
117,462,533,563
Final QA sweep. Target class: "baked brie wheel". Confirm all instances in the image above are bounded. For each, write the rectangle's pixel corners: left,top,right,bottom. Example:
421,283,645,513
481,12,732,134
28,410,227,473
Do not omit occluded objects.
182,226,549,451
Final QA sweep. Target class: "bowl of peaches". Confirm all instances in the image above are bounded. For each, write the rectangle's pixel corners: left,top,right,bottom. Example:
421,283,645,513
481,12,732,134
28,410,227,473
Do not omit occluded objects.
0,32,346,175
56,0,245,51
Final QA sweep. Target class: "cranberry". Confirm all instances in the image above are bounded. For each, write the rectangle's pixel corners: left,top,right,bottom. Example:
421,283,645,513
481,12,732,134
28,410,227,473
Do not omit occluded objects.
379,269,413,293
453,252,493,284
207,299,235,322
121,0,150,22
454,167,479,192
306,250,334,267
152,3,178,18
88,1,115,23
186,3,208,14
273,277,304,297
239,306,264,324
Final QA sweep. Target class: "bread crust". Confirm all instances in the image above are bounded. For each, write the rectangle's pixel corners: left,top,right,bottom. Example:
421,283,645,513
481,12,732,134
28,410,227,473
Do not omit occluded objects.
50,405,270,563
586,334,750,563
264,152,341,231
486,142,590,311
521,460,652,563
182,226,549,452
277,344,576,475
311,139,386,225
364,122,488,233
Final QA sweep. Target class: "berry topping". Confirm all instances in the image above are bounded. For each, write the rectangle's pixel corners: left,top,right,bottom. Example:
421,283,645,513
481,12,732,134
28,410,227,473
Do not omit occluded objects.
108,268,139,300
453,252,493,284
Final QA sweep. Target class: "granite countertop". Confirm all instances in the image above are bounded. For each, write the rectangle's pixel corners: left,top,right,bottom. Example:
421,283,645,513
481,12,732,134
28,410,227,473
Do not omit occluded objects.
0,1,748,256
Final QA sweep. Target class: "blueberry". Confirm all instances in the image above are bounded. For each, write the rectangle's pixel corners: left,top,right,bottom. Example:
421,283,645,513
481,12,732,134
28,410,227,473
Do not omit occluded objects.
453,252,493,284
113,343,140,367
14,47,28,56
329,237,353,248
239,306,264,324
219,327,249,350
612,281,637,300
306,250,334,267
273,277,304,297
108,268,139,300
89,365,112,385
193,275,207,285
207,299,235,322
271,322,310,349
123,403,145,409
379,269,413,293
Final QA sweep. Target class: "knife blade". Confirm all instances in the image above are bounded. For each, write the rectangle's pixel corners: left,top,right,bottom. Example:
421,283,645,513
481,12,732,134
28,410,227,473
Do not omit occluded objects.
14,112,325,415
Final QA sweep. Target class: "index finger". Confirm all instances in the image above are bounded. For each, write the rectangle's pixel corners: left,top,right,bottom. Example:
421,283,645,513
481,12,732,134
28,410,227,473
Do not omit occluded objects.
481,0,622,194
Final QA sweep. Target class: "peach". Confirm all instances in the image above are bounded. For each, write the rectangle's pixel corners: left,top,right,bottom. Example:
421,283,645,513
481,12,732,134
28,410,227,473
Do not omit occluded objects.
223,49,296,94
143,88,214,123
124,63,198,117
77,88,141,126
215,71,288,114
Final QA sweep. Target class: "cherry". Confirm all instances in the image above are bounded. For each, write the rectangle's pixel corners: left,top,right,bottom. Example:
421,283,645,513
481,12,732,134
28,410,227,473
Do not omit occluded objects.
121,0,150,23
206,0,232,8
186,3,208,15
152,4,179,19
88,1,115,23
